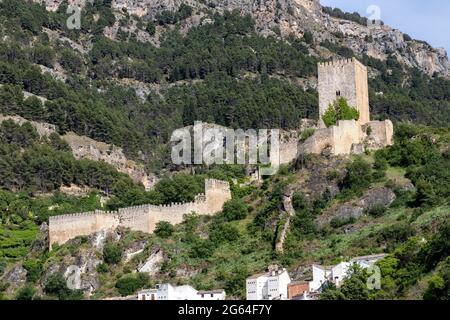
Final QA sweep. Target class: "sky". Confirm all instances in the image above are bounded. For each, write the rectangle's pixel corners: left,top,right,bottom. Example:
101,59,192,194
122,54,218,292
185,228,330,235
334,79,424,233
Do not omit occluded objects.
320,0,450,53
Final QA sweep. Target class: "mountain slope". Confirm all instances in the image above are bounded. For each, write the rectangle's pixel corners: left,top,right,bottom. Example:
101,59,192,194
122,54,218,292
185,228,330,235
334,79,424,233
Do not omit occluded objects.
39,0,448,77
0,0,448,301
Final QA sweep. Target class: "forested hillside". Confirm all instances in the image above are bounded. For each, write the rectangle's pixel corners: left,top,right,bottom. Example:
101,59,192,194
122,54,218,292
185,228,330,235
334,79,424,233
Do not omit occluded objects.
1,1,450,168
0,0,448,301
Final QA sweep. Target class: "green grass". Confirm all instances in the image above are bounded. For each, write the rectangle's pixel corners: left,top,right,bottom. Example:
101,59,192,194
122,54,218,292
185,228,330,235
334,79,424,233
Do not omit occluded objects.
0,222,39,259
385,166,410,185
413,206,450,227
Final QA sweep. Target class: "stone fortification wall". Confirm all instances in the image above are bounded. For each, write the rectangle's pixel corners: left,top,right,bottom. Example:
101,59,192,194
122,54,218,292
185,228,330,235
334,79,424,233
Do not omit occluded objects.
363,120,394,150
48,179,231,247
278,131,301,165
299,120,391,156
331,120,363,155
49,210,119,247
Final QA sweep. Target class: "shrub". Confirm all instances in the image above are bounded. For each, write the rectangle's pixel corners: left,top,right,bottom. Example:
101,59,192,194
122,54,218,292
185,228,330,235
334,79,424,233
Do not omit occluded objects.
373,154,388,180
368,204,386,217
322,97,360,127
44,272,82,300
115,273,149,296
303,31,314,44
210,223,240,244
96,262,109,273
340,156,373,194
59,49,83,74
377,223,414,247
220,198,249,222
300,128,315,142
15,284,36,300
44,273,68,297
189,238,215,259
330,216,356,228
154,221,174,238
146,22,156,35
423,258,450,300
0,259,6,277
103,243,123,265
326,170,340,181
23,259,42,283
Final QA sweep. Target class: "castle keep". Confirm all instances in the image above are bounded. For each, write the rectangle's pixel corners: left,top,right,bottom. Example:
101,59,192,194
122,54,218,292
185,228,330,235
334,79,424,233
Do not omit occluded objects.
318,58,370,126
49,179,231,247
300,58,393,156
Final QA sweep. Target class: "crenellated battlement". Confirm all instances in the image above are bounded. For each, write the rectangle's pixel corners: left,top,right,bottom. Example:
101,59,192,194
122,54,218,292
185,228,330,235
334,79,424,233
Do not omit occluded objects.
48,179,231,248
318,57,361,69
49,211,98,222
205,178,231,192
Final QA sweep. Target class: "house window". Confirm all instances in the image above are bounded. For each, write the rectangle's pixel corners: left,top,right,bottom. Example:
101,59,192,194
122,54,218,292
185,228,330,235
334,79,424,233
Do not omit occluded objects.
211,294,214,298
201,294,204,298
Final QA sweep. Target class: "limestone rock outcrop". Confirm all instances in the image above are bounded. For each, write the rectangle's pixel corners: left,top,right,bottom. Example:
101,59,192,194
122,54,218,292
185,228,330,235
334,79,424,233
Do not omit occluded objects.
33,0,450,77
62,132,156,190
317,187,396,227
137,246,164,274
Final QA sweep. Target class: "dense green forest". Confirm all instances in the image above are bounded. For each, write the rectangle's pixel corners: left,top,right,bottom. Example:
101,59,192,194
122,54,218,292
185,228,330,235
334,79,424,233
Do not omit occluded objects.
0,0,449,170
0,0,449,301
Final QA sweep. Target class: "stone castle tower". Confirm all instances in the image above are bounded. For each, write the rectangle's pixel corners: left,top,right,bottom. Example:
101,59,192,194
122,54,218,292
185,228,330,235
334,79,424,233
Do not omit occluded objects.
318,58,370,127
299,58,393,156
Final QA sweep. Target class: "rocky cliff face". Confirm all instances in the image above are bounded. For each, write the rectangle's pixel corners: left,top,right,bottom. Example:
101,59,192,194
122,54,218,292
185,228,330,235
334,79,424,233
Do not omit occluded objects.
0,113,155,190
62,132,157,190
34,0,450,77
108,0,450,77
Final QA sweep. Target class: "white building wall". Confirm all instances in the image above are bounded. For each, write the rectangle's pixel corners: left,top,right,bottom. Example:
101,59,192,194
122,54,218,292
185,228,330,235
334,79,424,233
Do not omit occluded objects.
277,271,291,300
267,276,280,300
138,289,158,300
246,276,269,300
309,265,328,292
247,271,290,300
331,262,351,287
197,291,226,300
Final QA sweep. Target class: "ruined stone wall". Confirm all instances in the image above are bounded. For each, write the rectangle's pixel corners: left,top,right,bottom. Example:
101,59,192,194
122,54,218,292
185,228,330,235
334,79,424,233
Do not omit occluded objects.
48,179,231,247
299,120,392,156
331,120,363,155
147,197,208,234
278,131,301,165
363,120,394,150
318,58,370,127
299,127,333,155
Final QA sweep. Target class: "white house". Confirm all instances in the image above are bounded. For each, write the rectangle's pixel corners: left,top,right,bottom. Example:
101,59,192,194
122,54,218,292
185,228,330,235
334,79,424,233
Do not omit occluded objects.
197,289,226,300
246,265,291,300
138,289,158,300
309,265,333,292
138,284,226,300
309,254,387,292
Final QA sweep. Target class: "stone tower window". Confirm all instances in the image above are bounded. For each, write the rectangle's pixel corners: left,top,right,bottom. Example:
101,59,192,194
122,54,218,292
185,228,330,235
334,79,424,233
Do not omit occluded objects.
336,90,341,97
